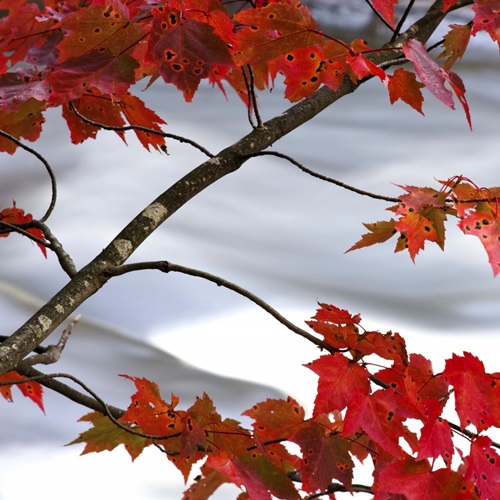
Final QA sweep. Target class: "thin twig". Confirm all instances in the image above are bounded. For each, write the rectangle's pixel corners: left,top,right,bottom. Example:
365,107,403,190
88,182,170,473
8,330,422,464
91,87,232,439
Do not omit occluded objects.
32,221,78,277
247,151,400,203
104,260,336,353
0,221,52,249
0,130,57,222
68,102,214,158
392,0,417,40
24,315,81,366
9,366,181,442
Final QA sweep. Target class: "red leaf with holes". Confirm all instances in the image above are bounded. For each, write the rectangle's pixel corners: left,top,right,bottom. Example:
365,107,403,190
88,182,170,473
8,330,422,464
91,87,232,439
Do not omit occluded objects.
376,458,476,499
472,0,500,45
343,389,420,459
386,68,425,114
147,8,233,102
243,397,305,442
292,419,354,492
307,353,370,416
119,375,182,436
464,436,500,498
0,370,44,412
0,202,47,256
402,39,471,128
233,0,322,66
47,50,138,104
395,211,439,261
443,353,500,431
416,398,454,463
458,210,500,276
56,0,145,62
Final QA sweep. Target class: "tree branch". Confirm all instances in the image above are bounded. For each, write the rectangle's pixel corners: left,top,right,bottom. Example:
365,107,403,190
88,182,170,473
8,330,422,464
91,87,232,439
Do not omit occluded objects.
0,1,453,375
105,261,335,353
0,130,57,223
248,151,400,203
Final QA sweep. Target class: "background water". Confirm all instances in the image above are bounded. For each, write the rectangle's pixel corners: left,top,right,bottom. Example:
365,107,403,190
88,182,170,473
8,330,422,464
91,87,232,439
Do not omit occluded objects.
0,7,499,499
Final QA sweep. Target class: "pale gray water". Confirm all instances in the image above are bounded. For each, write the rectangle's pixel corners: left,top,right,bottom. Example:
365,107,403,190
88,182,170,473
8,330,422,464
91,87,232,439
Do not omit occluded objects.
0,26,499,499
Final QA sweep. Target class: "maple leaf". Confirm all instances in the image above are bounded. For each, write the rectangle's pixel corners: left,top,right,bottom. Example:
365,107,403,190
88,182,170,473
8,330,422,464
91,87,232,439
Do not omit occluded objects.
439,24,472,70
343,388,420,459
232,0,323,66
312,303,361,325
56,0,146,62
147,8,233,102
0,370,44,412
307,353,371,416
181,464,230,500
386,68,425,114
0,69,51,109
458,210,500,276
376,458,476,499
207,449,300,500
402,39,472,129
0,202,47,257
119,375,182,437
47,50,138,105
118,93,166,151
243,396,305,442
62,89,126,145
292,420,354,493
373,0,397,28
69,411,148,461
472,0,500,46
464,436,500,498
0,98,46,154
345,219,398,253
416,398,454,463
395,211,439,261
443,352,500,431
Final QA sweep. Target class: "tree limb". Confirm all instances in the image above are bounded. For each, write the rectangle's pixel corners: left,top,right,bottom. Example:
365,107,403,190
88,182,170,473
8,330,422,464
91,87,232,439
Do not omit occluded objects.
0,1,454,375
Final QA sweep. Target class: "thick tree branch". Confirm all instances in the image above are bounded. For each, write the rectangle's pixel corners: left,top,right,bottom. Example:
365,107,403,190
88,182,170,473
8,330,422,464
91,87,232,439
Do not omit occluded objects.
0,1,453,375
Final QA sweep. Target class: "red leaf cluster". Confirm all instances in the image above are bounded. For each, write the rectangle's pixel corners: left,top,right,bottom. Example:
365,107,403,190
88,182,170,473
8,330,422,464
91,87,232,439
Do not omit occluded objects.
69,303,500,498
0,0,492,153
347,176,500,277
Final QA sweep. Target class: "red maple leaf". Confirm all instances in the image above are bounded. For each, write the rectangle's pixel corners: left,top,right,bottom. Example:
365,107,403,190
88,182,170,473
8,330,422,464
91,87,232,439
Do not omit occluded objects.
458,209,500,277
47,50,138,104
343,388,420,459
443,352,500,431
232,0,322,66
0,370,44,412
119,375,182,436
464,436,500,498
307,353,371,416
146,8,233,102
472,0,500,46
0,202,47,257
376,458,477,499
373,0,397,28
292,420,354,493
312,303,361,325
403,39,471,129
242,396,305,442
416,398,454,463
386,67,425,114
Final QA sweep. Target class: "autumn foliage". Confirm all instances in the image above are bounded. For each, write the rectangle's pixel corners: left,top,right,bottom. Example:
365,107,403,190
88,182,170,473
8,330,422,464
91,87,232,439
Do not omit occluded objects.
1,0,500,498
